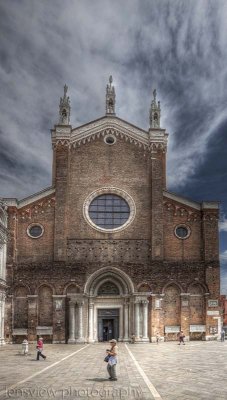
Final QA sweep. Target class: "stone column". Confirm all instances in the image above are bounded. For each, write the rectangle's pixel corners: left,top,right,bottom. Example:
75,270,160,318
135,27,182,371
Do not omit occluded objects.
76,301,84,343
119,306,123,341
123,301,129,341
142,300,149,341
88,301,94,343
134,301,140,339
0,292,6,345
68,301,76,343
52,295,66,344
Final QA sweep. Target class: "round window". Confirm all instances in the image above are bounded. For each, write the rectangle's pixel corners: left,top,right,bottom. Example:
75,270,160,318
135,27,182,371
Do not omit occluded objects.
83,188,136,233
175,225,190,239
89,194,129,229
104,135,116,145
27,224,44,239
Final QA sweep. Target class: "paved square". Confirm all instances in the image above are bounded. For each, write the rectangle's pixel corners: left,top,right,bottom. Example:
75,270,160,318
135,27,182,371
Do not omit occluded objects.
0,341,226,400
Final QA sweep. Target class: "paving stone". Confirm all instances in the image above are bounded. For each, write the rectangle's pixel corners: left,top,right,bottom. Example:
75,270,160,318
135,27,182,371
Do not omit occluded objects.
0,341,227,400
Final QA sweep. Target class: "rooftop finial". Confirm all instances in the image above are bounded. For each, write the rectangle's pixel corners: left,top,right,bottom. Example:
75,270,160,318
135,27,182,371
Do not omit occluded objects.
59,84,70,125
64,84,68,97
106,75,116,116
149,89,161,129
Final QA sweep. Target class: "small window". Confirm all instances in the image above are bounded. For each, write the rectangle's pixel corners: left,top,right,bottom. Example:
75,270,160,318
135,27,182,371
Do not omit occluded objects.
175,225,190,240
27,224,44,239
104,135,116,145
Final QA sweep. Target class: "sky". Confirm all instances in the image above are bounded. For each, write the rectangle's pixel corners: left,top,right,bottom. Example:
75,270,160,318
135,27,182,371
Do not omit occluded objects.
0,0,227,293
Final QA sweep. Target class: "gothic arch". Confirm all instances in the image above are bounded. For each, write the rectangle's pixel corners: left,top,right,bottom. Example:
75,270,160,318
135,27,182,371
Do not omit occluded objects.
137,282,152,293
13,283,31,296
64,283,81,295
84,266,134,296
187,281,208,294
35,282,56,295
161,281,183,294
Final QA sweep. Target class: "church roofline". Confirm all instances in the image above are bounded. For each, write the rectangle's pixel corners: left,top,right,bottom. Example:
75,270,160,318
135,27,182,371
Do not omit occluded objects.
71,115,149,135
2,186,55,209
163,190,219,210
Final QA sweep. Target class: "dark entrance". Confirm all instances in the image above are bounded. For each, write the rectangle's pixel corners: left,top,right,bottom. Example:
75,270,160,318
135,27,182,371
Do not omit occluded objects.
98,309,119,342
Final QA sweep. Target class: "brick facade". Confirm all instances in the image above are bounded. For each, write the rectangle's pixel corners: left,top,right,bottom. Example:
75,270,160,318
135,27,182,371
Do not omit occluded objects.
2,84,221,343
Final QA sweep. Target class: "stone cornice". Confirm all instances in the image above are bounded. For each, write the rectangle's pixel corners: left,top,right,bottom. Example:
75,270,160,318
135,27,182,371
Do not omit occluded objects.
52,116,168,152
3,187,55,209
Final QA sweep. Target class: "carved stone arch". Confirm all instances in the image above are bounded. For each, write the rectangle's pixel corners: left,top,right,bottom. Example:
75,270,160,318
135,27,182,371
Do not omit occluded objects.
162,281,183,294
137,282,152,293
84,266,134,295
94,276,123,296
64,283,81,295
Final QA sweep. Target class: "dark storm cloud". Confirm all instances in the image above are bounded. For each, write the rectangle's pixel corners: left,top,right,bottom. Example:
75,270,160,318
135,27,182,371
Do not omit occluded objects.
0,0,227,290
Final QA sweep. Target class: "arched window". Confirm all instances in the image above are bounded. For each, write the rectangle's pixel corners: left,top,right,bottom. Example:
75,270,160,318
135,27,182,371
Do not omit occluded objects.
163,285,181,326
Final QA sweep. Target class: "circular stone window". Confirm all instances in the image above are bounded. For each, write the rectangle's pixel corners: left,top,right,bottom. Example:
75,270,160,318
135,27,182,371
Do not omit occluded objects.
175,225,190,240
83,188,136,233
104,135,116,145
27,223,44,239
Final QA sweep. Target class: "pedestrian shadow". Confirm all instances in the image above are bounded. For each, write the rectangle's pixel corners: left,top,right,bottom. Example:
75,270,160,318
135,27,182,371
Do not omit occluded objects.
86,378,109,382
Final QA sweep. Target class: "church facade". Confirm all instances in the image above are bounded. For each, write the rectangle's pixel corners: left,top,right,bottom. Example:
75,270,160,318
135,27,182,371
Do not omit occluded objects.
1,78,221,344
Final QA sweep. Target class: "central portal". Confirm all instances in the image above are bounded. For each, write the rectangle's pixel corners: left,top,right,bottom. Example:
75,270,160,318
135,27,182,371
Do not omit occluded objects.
98,309,119,342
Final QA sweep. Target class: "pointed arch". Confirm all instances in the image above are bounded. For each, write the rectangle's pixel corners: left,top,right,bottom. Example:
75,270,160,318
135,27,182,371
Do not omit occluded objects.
64,283,81,295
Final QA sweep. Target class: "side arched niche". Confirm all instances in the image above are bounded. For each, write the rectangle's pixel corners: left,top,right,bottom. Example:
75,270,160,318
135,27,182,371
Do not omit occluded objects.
38,285,53,326
14,286,29,329
163,284,181,339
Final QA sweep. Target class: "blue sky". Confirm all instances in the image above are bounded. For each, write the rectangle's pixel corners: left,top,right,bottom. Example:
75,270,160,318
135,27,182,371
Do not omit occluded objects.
0,0,227,292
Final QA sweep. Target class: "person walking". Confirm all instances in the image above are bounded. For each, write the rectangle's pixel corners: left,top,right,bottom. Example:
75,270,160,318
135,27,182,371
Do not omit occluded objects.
156,331,160,344
178,330,185,345
106,339,118,381
36,337,47,360
221,329,225,342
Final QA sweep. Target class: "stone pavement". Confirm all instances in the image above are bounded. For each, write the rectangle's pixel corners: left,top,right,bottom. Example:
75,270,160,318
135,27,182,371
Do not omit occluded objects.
0,341,227,400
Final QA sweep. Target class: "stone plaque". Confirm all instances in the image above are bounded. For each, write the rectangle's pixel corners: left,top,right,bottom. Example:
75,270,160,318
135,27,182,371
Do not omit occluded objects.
207,310,219,316
182,300,189,307
190,325,206,332
165,326,180,333
208,300,218,307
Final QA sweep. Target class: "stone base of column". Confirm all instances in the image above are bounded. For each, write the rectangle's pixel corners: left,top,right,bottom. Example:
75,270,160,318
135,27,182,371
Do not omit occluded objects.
141,337,149,342
53,340,66,344
122,337,130,342
0,339,6,345
68,338,76,344
75,337,85,343
87,338,95,343
205,335,218,341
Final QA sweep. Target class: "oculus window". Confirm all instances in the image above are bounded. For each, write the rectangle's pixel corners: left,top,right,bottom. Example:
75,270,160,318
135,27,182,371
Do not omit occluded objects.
175,225,190,239
27,224,44,239
83,187,136,233
89,194,129,229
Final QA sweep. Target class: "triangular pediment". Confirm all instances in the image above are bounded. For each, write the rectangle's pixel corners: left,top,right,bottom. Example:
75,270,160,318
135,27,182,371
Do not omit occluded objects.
71,116,149,148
